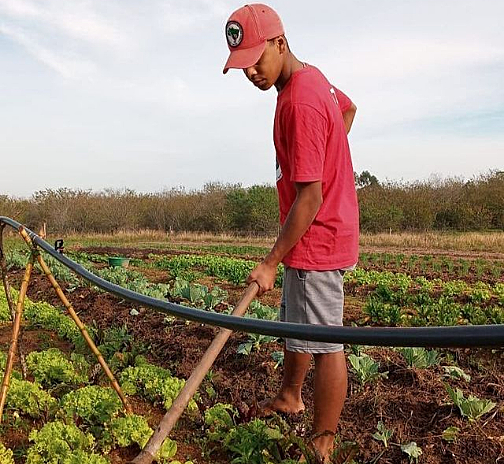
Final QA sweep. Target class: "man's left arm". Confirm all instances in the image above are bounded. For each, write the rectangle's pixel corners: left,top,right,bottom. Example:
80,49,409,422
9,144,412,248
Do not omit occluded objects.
343,103,357,134
246,180,322,295
334,88,357,134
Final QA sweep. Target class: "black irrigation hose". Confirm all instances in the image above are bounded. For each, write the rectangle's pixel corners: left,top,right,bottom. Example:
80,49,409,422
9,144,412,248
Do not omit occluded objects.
1,216,503,348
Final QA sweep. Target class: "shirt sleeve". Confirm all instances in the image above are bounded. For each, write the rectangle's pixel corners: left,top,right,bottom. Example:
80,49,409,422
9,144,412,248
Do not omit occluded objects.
284,103,328,183
335,88,352,113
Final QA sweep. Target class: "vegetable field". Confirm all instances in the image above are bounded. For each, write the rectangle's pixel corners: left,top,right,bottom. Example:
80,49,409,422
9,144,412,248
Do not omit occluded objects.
0,236,503,464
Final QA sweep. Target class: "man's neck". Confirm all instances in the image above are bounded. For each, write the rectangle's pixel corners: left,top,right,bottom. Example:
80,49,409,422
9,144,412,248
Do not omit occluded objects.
275,54,305,92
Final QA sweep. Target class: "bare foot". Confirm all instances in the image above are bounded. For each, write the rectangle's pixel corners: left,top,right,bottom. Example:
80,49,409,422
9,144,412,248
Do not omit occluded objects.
297,443,327,464
311,432,335,463
258,392,305,417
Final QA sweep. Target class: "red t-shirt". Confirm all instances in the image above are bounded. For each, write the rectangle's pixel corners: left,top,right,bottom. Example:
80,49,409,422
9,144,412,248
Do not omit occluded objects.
274,65,359,270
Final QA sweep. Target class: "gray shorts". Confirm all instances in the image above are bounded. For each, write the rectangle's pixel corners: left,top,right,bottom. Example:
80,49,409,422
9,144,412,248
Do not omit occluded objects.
280,267,346,354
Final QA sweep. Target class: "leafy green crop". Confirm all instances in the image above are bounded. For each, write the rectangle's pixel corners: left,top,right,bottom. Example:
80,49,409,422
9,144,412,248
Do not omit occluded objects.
23,298,82,346
443,366,471,382
204,403,238,441
441,280,468,297
26,421,109,464
346,268,502,328
271,351,284,369
237,333,277,356
61,386,123,426
248,301,278,321
469,282,492,303
155,438,178,462
96,267,170,300
152,254,284,287
6,378,58,419
26,349,89,387
0,351,7,371
371,421,393,448
0,285,14,322
120,357,197,412
204,406,310,463
442,426,460,443
348,354,388,386
236,301,279,355
398,347,440,369
95,324,134,361
0,443,15,464
495,283,504,305
102,414,153,450
170,278,228,310
445,384,496,421
400,442,422,463
223,419,284,464
67,251,110,264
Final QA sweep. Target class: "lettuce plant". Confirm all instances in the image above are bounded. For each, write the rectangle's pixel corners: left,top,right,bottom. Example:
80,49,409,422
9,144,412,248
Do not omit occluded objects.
6,378,57,419
61,386,123,426
26,348,89,387
0,443,15,464
26,421,109,464
120,357,196,412
102,414,153,450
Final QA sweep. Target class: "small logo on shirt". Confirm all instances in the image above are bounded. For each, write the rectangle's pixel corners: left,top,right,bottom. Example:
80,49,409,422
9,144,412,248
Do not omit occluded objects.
276,158,283,182
330,87,339,105
226,21,243,47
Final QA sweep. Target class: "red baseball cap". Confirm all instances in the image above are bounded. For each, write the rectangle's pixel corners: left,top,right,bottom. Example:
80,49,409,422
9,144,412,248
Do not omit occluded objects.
223,4,285,74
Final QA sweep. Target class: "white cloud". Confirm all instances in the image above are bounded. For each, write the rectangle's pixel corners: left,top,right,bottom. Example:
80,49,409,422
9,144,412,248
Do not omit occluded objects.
0,23,98,79
0,0,128,48
158,0,232,34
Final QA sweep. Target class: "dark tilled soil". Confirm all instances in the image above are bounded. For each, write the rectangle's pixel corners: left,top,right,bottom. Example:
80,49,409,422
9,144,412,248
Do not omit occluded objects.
2,268,504,464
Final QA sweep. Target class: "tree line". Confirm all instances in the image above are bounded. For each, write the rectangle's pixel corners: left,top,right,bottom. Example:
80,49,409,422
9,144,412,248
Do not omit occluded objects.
1,170,502,234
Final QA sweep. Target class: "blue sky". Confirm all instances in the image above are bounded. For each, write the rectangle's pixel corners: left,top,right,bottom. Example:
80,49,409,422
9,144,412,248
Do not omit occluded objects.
1,0,503,197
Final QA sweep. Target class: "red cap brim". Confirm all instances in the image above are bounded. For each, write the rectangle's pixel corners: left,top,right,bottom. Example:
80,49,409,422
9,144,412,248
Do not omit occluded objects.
223,41,266,74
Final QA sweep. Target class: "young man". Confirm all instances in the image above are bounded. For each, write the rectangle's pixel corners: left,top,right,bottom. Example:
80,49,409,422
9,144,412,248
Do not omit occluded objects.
223,4,359,461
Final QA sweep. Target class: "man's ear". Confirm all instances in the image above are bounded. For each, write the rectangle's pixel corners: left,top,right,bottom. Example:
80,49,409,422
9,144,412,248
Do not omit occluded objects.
276,35,288,54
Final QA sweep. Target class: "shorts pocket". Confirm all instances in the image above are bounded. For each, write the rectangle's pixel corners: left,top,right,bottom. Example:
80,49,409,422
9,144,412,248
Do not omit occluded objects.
295,269,307,281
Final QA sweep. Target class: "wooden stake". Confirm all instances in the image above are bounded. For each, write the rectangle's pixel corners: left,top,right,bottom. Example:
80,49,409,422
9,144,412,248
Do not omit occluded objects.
131,282,259,464
1,225,28,379
0,252,34,422
17,226,132,414
0,225,16,321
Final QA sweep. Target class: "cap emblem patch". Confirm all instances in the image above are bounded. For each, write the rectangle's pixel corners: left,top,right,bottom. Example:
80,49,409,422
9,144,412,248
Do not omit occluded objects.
226,21,243,47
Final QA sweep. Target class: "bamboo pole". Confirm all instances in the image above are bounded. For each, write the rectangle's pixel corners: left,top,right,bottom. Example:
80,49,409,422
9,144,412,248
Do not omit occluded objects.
0,225,16,321
131,282,259,464
1,225,29,379
0,252,34,422
17,227,132,414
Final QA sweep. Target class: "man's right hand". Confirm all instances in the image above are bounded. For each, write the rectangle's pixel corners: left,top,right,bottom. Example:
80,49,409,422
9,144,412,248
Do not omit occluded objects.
246,260,278,296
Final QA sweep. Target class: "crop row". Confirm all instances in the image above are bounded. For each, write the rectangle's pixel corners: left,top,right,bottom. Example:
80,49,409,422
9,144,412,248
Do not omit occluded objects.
149,254,284,286
346,269,503,327
147,248,503,282
359,252,503,281
346,269,504,305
